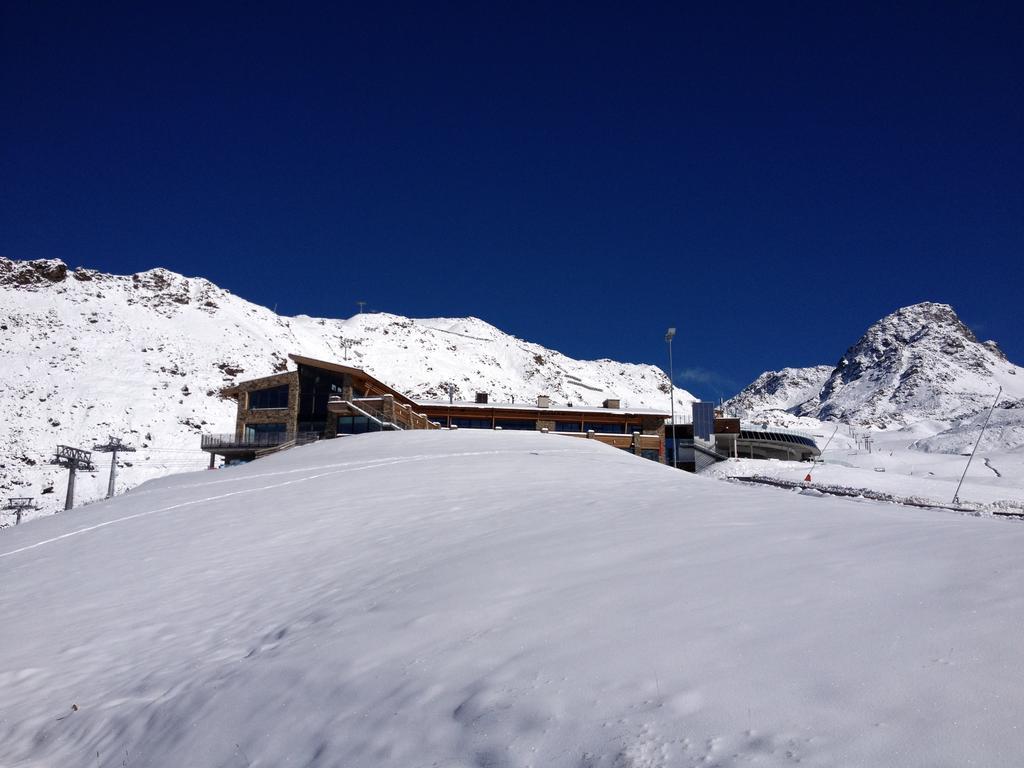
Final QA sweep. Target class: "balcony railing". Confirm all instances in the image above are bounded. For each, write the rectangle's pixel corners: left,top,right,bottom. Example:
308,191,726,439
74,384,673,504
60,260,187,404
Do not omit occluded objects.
201,432,320,451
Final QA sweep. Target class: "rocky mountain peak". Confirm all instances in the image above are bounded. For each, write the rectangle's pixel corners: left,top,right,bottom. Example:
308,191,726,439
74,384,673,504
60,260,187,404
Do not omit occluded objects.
728,302,1023,427
850,301,977,354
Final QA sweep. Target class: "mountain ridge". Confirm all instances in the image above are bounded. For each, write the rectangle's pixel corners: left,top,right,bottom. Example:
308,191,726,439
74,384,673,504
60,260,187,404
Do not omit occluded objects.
0,256,694,517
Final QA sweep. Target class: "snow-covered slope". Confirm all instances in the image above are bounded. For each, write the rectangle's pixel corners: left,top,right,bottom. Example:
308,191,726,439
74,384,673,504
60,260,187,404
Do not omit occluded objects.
724,365,833,418
3,430,1024,767
0,257,693,517
911,400,1024,455
726,302,1024,429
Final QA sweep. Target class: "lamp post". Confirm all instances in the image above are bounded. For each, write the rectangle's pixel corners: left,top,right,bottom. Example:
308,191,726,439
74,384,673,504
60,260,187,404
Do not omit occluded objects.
665,327,677,469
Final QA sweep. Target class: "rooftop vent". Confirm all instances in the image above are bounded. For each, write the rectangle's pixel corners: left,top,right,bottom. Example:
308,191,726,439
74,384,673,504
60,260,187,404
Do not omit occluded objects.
537,395,550,408
603,398,621,409
475,392,489,404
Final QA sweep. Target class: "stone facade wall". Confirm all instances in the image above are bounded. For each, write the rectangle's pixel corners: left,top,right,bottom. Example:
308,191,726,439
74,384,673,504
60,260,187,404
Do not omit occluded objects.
231,371,299,438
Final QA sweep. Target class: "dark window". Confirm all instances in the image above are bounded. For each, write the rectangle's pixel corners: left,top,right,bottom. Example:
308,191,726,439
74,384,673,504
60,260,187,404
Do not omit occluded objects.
337,416,382,434
494,419,537,430
583,422,625,434
555,421,582,432
451,417,493,429
298,367,349,419
243,423,288,445
249,384,289,410
739,430,816,450
641,449,660,462
245,422,287,434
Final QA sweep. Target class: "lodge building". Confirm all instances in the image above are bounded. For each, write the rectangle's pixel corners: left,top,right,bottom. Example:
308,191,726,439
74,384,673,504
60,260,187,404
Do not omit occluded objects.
201,354,668,465
200,354,819,468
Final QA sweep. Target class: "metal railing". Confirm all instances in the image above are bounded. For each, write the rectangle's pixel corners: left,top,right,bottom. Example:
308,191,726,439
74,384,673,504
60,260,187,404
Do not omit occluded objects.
201,431,321,450
330,396,439,431
341,398,402,430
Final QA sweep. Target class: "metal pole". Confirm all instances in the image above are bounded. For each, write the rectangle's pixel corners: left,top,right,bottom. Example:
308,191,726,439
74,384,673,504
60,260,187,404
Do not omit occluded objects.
65,464,76,511
666,327,677,469
107,447,118,499
952,387,1002,505
669,338,676,468
815,424,840,465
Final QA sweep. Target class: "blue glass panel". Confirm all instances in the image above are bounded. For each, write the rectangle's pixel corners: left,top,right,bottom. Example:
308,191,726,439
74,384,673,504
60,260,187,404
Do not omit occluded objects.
494,419,537,430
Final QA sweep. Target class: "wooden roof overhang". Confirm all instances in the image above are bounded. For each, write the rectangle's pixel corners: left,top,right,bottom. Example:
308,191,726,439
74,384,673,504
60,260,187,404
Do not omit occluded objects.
288,354,418,406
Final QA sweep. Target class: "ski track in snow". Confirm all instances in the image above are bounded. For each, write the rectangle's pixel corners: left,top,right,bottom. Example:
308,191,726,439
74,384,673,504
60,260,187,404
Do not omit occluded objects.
3,431,1024,767
0,447,575,560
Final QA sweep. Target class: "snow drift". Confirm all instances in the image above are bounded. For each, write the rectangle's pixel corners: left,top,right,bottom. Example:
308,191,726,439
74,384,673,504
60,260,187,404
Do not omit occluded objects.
2,430,1023,767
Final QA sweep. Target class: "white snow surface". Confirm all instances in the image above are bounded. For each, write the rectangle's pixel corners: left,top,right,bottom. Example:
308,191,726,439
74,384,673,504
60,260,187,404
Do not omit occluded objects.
706,418,1024,511
0,258,693,519
911,407,1024,456
3,430,1024,767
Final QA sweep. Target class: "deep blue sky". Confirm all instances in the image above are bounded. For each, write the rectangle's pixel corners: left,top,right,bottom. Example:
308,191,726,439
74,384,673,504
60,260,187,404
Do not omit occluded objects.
3,3,1022,399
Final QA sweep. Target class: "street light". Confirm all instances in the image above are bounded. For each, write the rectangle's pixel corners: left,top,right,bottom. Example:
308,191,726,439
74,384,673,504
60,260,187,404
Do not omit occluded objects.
665,327,677,469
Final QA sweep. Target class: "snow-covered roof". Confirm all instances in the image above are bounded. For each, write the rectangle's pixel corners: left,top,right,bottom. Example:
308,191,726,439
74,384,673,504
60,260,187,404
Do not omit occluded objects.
415,399,670,417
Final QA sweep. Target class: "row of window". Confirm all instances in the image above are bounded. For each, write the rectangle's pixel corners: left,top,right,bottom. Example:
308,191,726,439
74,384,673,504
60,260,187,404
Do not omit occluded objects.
445,417,644,434
450,417,494,430
337,416,385,435
738,430,817,449
617,445,661,462
445,417,538,431
245,423,287,435
555,421,642,434
249,384,289,410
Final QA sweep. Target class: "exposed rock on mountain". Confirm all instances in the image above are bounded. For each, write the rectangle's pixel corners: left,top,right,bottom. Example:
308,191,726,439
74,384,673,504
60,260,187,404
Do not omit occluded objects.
727,302,1023,428
0,257,693,515
814,302,1022,426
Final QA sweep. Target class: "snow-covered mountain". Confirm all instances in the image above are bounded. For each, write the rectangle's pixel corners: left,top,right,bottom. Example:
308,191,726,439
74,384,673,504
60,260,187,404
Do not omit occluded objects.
0,257,693,515
724,365,834,418
726,302,1024,429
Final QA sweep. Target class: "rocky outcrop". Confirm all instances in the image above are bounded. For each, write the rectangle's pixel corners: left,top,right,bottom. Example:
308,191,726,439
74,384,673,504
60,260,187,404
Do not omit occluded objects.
0,257,69,286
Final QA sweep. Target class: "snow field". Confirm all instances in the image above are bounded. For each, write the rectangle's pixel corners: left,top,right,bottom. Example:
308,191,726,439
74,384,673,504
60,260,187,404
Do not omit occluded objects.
708,420,1024,511
2,430,1024,766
